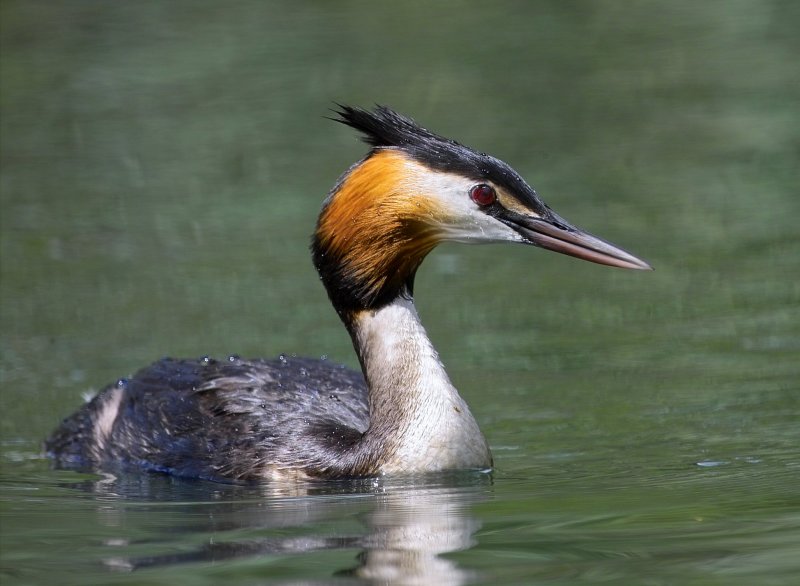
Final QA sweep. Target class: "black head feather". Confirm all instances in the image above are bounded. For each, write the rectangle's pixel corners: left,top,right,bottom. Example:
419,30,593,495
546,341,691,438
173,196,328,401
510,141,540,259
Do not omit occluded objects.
331,104,442,149
331,104,546,214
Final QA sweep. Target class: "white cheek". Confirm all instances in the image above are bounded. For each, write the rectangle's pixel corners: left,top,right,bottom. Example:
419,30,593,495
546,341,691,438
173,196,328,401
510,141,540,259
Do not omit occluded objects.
440,208,523,244
416,173,523,244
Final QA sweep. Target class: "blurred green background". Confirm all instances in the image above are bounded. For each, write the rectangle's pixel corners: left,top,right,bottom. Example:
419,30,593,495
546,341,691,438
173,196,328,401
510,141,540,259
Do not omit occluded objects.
1,1,798,584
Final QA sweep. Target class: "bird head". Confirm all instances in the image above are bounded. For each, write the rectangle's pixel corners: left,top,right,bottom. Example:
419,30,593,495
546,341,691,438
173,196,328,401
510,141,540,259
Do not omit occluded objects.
312,105,651,316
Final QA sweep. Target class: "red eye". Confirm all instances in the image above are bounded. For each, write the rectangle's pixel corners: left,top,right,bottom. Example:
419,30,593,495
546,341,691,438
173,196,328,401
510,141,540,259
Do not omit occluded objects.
469,183,496,206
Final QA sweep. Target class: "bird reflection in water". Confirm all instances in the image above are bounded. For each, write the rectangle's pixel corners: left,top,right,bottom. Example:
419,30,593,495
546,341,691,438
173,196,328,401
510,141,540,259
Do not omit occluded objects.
67,472,489,584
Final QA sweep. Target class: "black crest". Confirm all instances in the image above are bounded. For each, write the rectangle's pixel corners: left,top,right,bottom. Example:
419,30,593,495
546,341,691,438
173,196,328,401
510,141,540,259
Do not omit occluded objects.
330,105,542,207
332,104,451,150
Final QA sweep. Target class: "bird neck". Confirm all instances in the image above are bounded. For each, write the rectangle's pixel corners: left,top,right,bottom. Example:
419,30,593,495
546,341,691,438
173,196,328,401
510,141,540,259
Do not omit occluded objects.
346,294,492,474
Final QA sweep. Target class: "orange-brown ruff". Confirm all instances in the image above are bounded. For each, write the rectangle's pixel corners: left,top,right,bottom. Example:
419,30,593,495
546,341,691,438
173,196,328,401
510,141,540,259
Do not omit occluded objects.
46,105,651,481
316,150,447,314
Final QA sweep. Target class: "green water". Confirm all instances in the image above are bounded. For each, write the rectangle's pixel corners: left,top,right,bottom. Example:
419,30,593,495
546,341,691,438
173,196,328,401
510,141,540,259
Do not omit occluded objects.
1,1,798,584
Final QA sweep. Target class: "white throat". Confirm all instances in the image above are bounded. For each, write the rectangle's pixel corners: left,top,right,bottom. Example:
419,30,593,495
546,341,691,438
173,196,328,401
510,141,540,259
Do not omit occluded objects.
350,296,492,474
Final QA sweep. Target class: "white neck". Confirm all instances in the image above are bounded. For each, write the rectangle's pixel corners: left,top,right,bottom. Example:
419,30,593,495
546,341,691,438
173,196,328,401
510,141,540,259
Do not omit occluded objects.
349,296,492,474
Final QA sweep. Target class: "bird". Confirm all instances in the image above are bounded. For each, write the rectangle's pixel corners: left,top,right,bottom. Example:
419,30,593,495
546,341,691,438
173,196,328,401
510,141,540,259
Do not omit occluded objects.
45,105,651,482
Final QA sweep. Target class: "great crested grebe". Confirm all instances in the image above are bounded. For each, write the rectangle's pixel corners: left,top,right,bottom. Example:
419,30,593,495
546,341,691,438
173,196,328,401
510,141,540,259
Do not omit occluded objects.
46,106,651,481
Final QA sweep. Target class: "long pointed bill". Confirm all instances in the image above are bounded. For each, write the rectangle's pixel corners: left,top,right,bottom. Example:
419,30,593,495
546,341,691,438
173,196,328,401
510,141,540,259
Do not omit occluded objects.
511,214,652,270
